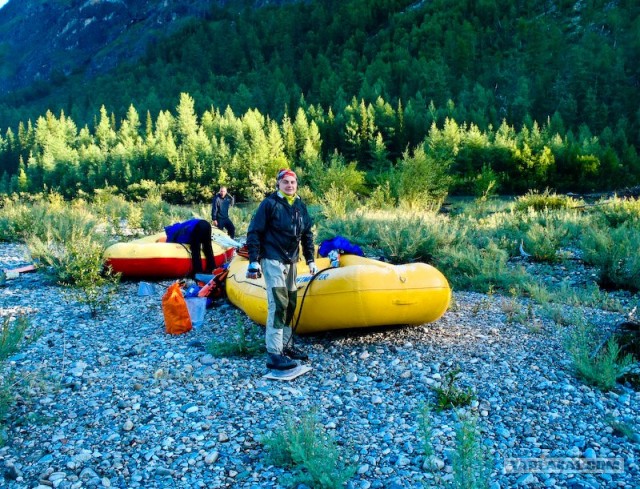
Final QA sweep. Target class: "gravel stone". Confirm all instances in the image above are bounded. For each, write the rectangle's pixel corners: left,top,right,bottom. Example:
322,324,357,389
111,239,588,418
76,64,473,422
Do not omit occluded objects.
0,242,638,488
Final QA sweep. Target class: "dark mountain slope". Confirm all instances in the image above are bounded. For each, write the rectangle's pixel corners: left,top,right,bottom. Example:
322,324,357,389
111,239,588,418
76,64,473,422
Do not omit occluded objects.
0,0,295,94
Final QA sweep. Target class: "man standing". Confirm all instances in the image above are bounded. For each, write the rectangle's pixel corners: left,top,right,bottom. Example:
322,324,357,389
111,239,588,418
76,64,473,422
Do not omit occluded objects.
211,186,235,239
245,169,318,370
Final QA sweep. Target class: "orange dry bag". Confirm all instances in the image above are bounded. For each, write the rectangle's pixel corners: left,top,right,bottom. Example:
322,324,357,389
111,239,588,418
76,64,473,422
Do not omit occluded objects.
162,281,192,334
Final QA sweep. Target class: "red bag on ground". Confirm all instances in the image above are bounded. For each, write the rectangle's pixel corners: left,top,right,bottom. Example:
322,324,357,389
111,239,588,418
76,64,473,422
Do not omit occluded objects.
162,281,192,334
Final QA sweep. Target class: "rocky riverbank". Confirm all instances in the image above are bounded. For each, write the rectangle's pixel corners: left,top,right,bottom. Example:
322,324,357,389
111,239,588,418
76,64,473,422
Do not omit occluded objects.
1,243,639,489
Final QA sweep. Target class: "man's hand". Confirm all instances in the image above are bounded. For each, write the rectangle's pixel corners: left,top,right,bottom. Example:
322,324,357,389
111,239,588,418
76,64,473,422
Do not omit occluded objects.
246,262,262,279
308,261,319,275
212,220,218,226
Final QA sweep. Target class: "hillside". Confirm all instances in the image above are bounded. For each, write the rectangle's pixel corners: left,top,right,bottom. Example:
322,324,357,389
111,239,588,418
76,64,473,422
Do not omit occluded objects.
0,0,221,94
0,0,298,98
0,0,639,197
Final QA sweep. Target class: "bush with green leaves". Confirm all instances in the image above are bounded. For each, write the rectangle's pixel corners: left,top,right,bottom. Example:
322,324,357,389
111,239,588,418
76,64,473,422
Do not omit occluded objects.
318,184,361,220
318,209,457,264
434,241,527,293
27,226,120,317
521,221,565,263
579,223,640,292
591,196,640,228
551,281,624,312
471,164,500,201
565,320,635,391
0,197,36,242
513,189,583,212
316,210,382,251
396,145,453,209
261,409,355,488
374,213,456,264
364,181,395,210
307,152,366,198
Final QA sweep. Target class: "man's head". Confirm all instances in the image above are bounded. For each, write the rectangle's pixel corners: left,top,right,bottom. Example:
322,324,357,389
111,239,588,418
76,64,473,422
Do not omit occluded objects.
219,186,227,197
277,169,297,196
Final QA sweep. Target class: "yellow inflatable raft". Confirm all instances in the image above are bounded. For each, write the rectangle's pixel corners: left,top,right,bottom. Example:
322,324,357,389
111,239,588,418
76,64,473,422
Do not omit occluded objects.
225,254,451,334
103,229,236,279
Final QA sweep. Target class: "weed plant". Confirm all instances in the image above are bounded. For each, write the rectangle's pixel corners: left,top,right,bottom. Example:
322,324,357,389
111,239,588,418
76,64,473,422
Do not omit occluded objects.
452,415,491,489
418,403,437,469
0,317,29,445
606,416,638,442
207,316,263,358
0,317,28,362
261,409,356,488
433,368,475,411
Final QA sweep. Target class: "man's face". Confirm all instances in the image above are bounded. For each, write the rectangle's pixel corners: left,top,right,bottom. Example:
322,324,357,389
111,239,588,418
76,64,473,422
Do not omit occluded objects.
219,188,227,197
278,177,297,196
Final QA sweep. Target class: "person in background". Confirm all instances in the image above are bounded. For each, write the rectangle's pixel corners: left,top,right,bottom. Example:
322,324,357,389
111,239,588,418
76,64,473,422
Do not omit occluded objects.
165,218,215,277
245,169,318,370
211,185,235,239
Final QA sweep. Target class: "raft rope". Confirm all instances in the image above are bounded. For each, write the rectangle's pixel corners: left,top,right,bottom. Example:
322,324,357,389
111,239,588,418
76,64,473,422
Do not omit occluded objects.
226,262,334,352
285,265,333,350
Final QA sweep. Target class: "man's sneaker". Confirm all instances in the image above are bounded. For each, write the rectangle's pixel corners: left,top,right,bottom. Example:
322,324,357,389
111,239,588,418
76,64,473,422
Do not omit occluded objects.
283,346,308,361
266,353,296,371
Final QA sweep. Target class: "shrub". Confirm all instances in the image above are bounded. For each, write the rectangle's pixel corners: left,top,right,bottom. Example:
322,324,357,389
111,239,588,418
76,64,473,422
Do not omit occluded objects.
565,320,635,391
125,179,161,201
592,196,640,228
513,189,582,212
522,221,566,263
396,145,453,208
140,196,176,233
374,213,456,264
434,241,527,293
580,223,640,292
318,184,360,220
261,409,355,488
0,197,36,242
364,181,395,210
27,228,120,317
316,210,383,251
